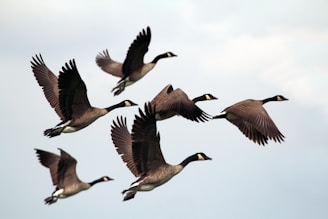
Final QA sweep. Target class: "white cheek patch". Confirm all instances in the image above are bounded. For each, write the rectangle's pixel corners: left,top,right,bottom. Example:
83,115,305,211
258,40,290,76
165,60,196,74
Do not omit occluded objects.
205,94,211,100
197,153,205,160
124,101,131,106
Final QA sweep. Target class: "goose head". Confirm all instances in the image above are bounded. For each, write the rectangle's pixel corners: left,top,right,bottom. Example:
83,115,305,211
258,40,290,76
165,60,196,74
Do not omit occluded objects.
102,176,114,181
192,94,218,103
275,95,288,101
180,152,212,167
152,52,177,63
165,52,177,57
89,176,114,186
196,152,212,161
262,95,289,104
106,100,137,112
122,100,138,107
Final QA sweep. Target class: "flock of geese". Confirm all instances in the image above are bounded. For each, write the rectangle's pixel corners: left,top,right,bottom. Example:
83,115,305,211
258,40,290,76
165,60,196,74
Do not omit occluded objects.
31,26,288,204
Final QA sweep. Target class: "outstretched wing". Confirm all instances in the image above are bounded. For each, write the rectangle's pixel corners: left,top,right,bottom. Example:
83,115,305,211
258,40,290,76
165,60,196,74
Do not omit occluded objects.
31,54,64,120
122,27,151,78
57,148,81,187
154,88,211,122
96,49,123,77
224,100,284,145
132,102,166,175
35,149,60,185
58,60,91,120
111,116,139,177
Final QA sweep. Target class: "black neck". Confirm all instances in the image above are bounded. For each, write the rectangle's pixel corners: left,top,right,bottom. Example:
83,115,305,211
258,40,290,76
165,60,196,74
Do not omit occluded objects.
89,177,106,187
151,53,168,64
262,96,276,104
192,95,205,103
179,154,199,168
105,102,124,112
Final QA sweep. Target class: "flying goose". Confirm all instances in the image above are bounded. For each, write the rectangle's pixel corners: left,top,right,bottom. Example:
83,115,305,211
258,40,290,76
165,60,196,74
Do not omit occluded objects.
96,26,177,95
150,84,217,122
31,54,137,137
111,103,212,201
35,148,113,205
212,95,288,145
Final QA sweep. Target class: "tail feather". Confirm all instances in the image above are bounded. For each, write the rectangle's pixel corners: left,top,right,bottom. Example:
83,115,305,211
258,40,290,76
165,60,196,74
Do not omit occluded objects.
44,196,57,205
122,189,137,201
212,114,226,119
112,81,126,96
44,128,63,137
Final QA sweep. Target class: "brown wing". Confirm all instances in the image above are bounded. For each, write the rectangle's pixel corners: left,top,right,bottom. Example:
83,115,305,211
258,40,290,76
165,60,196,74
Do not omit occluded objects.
122,27,151,78
95,49,123,77
153,87,210,122
227,117,269,145
224,100,285,145
31,54,65,120
248,106,285,143
111,116,139,177
35,149,60,185
57,148,81,188
132,103,166,175
150,84,173,105
58,59,91,120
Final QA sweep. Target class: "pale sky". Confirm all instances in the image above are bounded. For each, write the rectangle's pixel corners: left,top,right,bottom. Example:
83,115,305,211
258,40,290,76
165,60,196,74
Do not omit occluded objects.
1,0,328,218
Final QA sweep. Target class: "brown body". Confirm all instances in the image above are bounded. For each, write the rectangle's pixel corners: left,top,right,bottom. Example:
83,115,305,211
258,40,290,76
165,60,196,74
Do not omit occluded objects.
150,84,217,122
111,103,211,201
96,27,177,95
213,95,288,145
35,148,113,205
31,55,137,137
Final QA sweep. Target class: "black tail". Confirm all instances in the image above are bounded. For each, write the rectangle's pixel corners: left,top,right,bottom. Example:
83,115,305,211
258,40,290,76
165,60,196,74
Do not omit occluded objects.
212,114,226,119
112,81,126,96
122,189,137,201
44,128,62,137
44,196,57,205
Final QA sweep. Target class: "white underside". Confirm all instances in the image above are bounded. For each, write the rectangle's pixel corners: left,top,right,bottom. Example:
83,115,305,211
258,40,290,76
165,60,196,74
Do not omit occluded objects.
130,181,156,192
52,188,64,198
62,126,79,133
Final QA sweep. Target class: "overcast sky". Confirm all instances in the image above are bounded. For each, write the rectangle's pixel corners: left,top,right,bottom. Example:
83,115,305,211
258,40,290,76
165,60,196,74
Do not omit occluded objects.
1,0,328,218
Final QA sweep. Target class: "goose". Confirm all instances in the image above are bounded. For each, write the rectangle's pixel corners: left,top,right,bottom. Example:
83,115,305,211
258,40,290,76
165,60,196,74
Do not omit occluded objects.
96,26,177,95
35,148,113,205
212,95,288,145
31,54,137,137
111,103,212,201
150,84,217,122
